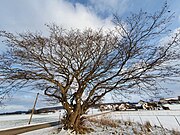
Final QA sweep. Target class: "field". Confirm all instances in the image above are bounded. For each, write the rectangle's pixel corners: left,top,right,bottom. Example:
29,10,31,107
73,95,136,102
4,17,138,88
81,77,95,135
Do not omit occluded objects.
0,104,180,134
21,109,180,135
0,112,61,129
99,110,180,131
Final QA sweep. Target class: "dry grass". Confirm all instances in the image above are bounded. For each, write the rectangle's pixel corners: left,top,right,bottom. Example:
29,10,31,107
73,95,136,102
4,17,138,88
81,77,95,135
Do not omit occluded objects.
172,129,180,135
86,117,177,135
88,117,119,128
132,127,138,134
124,120,133,126
143,121,152,132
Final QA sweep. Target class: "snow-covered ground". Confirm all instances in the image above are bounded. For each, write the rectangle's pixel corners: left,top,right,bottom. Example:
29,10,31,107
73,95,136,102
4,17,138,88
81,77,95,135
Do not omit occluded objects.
21,109,180,135
0,104,180,134
0,111,62,129
20,124,178,135
101,110,180,131
164,104,180,110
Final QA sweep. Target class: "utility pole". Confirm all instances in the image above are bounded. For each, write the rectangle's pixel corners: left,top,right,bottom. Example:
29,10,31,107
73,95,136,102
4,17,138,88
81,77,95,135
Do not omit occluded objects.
28,93,39,124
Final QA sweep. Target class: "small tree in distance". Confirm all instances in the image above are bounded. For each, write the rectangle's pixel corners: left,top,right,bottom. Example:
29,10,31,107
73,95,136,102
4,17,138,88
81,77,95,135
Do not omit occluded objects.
0,4,180,133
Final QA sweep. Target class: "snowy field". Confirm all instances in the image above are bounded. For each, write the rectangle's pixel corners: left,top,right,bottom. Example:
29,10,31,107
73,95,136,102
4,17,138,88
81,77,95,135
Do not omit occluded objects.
21,109,180,135
86,104,180,131
0,104,180,134
103,110,180,131
0,111,61,129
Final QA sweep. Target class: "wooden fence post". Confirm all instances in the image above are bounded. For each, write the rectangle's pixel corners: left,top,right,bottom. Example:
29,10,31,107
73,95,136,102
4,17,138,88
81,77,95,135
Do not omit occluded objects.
28,93,39,125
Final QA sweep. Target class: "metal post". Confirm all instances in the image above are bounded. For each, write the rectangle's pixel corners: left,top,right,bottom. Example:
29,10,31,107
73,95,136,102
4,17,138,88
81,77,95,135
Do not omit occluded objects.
28,93,39,124
138,113,143,125
155,115,166,135
174,115,180,127
138,111,146,134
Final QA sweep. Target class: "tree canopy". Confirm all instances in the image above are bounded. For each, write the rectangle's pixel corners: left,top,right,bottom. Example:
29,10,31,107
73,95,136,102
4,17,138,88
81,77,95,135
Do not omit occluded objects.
0,4,180,133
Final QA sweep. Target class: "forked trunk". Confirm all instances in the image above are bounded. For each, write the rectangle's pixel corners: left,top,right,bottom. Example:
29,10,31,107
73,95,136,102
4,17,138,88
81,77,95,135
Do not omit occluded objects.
67,111,81,130
63,104,87,133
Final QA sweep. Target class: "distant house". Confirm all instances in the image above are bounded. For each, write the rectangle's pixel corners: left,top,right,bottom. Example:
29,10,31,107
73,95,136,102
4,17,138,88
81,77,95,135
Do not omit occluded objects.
160,96,180,104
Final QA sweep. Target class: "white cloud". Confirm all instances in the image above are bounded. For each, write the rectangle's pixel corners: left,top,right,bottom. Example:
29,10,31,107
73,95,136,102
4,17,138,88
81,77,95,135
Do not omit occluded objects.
45,0,114,30
159,27,180,46
0,0,115,32
0,0,115,52
0,91,51,113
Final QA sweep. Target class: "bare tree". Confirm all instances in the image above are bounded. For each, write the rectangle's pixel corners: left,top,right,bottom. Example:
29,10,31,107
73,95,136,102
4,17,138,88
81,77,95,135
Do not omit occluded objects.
0,4,180,133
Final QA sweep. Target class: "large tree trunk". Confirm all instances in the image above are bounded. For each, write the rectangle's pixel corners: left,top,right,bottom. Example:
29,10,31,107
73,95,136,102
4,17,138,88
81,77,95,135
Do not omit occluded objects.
68,111,81,130
63,102,88,133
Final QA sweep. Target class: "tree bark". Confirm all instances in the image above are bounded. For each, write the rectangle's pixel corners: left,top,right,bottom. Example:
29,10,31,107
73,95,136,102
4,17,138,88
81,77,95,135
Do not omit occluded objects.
65,110,81,133
63,102,86,133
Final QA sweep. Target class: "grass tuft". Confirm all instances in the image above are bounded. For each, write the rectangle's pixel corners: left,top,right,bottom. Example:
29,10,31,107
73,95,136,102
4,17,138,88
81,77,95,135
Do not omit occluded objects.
88,117,119,128
172,129,180,135
143,121,152,132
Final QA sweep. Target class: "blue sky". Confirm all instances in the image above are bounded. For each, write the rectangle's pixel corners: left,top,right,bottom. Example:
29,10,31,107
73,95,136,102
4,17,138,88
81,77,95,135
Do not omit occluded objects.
0,0,180,113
